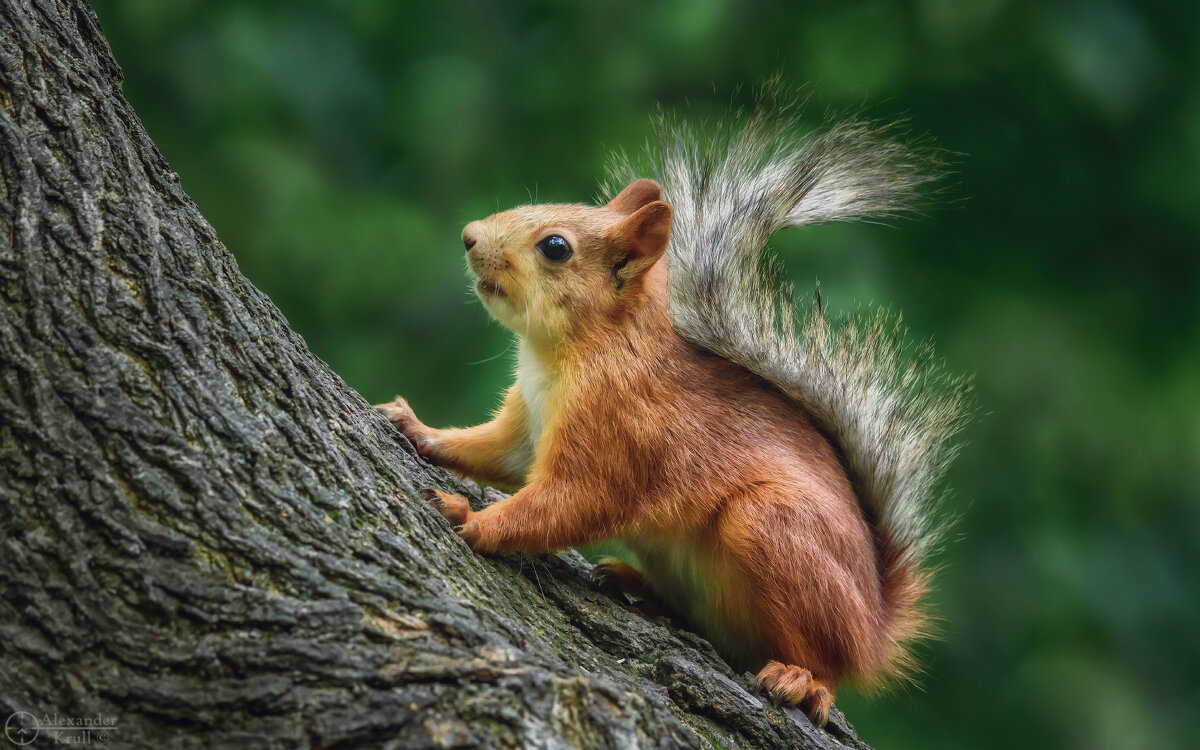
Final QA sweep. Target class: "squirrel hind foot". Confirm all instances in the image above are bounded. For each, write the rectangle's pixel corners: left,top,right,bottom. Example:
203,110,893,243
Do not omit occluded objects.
591,557,677,620
592,557,648,595
755,660,834,728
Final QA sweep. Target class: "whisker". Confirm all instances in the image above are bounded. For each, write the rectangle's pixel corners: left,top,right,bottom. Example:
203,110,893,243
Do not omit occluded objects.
466,340,515,366
501,268,524,297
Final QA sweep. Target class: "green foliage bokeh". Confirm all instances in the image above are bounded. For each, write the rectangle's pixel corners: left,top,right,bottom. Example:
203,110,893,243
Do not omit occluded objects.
90,1,1199,748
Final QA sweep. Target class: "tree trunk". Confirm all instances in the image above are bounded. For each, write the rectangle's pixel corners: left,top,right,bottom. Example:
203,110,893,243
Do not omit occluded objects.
0,2,876,748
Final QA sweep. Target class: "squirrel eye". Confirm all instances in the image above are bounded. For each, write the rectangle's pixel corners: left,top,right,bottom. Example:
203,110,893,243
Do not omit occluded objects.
535,234,572,262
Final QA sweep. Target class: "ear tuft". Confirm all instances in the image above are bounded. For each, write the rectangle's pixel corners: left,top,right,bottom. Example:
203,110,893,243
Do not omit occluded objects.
606,179,663,215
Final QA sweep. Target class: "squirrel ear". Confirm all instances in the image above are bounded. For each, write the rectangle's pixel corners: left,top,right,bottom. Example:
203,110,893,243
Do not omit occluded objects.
613,200,672,261
606,179,663,215
610,201,672,289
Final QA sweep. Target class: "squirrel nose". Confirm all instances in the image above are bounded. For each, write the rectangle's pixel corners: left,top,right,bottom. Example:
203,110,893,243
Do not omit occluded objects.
462,224,480,252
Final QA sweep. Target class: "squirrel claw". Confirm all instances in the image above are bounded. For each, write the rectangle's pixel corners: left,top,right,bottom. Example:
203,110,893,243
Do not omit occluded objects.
375,396,413,425
455,519,481,547
422,488,470,528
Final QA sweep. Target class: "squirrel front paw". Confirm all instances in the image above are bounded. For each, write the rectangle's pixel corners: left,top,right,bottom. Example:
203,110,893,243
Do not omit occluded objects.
376,396,438,459
420,488,481,548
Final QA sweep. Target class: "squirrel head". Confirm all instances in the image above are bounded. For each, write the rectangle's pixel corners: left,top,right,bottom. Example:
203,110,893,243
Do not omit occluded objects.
461,179,672,348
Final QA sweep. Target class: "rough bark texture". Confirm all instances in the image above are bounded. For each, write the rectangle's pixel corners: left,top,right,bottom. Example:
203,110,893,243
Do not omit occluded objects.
0,2,877,748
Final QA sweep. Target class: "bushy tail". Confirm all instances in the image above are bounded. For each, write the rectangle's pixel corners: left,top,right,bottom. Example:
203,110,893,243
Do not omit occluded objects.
605,91,971,681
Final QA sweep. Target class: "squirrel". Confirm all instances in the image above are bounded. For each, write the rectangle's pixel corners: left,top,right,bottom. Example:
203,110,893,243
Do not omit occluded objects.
378,97,969,727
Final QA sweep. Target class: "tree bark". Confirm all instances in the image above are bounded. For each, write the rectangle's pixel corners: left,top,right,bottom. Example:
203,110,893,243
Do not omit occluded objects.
0,2,876,748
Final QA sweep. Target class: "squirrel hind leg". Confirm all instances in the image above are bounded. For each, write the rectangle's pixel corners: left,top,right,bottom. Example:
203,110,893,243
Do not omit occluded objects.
755,660,834,728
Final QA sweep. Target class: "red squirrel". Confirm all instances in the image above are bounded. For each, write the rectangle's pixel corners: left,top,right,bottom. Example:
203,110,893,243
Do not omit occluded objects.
378,104,968,726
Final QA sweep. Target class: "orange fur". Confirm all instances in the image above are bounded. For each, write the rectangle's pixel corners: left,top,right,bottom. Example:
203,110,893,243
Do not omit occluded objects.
383,179,927,726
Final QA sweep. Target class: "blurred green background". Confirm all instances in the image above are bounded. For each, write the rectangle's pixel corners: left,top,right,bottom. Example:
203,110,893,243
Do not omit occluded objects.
89,1,1198,748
